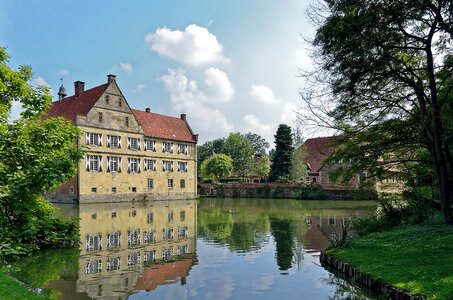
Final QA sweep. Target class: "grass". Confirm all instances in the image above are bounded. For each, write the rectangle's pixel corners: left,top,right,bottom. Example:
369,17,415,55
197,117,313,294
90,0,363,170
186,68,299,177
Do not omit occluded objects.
0,272,44,300
327,221,453,300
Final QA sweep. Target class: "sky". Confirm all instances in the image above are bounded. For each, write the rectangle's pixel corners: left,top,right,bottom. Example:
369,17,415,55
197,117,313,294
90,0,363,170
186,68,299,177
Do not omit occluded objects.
1,0,315,145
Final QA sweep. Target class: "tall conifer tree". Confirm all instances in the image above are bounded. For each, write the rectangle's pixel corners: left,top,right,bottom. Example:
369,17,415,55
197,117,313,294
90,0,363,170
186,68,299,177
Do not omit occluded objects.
269,124,294,182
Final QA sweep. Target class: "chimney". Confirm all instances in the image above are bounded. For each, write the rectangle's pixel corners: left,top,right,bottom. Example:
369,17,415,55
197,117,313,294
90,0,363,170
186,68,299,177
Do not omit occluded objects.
180,113,186,121
107,74,116,83
74,81,85,97
145,108,151,113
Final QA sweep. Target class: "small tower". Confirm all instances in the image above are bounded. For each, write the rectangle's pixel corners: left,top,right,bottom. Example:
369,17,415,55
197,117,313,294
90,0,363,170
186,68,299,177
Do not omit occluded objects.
57,78,67,100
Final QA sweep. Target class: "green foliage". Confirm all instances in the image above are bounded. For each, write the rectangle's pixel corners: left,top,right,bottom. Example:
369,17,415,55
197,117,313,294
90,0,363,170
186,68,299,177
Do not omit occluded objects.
243,132,270,156
200,154,233,182
0,272,45,300
328,217,353,249
269,124,294,182
328,221,453,300
0,47,83,261
223,133,255,179
197,138,226,174
254,156,271,179
289,145,307,182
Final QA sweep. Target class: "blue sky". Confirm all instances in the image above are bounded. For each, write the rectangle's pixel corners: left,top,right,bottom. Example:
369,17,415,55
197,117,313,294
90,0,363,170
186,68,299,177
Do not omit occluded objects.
1,0,314,144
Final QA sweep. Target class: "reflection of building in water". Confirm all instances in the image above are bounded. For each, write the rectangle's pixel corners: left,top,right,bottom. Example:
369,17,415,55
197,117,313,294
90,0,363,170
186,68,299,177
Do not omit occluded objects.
76,199,197,299
303,211,360,251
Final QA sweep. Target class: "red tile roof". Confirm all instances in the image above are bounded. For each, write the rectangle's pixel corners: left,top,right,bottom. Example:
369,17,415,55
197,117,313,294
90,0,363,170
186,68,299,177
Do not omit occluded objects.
304,136,336,173
132,109,197,143
135,258,194,291
42,83,109,124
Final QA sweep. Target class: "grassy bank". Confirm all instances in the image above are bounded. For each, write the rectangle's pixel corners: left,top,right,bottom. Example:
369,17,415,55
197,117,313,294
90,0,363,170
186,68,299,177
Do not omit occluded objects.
327,221,453,300
0,272,43,299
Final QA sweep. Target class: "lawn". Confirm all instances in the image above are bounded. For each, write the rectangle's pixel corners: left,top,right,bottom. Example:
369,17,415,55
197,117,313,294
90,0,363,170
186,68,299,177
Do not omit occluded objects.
327,222,453,300
0,272,44,300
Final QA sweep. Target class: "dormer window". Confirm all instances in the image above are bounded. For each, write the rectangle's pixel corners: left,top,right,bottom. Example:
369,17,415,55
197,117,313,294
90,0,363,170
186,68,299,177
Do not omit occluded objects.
105,95,109,105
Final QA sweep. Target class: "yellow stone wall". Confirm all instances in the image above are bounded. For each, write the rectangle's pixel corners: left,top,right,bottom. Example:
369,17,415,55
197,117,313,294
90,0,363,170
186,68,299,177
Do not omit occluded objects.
70,81,197,202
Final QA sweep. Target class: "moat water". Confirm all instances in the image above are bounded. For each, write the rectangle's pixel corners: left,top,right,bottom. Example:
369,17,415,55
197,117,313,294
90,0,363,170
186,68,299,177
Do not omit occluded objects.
10,198,380,299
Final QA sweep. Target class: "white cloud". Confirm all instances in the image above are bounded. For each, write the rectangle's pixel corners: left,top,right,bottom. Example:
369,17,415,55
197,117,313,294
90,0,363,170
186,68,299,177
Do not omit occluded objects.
33,76,53,94
250,85,278,104
120,63,132,73
160,68,233,142
243,114,274,146
58,69,69,76
145,24,229,66
280,103,297,123
203,68,234,103
9,101,23,121
135,83,146,91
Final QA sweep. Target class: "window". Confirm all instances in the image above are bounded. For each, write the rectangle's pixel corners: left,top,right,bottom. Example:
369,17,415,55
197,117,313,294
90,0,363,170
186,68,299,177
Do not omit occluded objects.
168,211,174,221
162,141,173,153
180,179,186,188
107,135,121,148
106,256,121,272
178,226,189,238
131,187,137,193
147,212,153,224
111,187,117,194
91,212,97,219
107,156,121,172
147,178,153,189
127,229,140,247
86,155,103,172
85,259,102,274
106,231,121,249
98,112,103,123
127,137,141,150
144,138,156,151
177,162,188,172
168,179,174,188
111,210,117,218
127,158,141,173
177,244,188,256
162,247,173,260
177,143,189,155
127,252,141,266
91,187,97,193
125,116,129,127
69,187,74,194
162,160,174,172
130,209,136,217
86,233,102,251
143,230,156,244
144,159,157,171
118,97,122,107
162,228,174,240
105,95,109,105
180,211,185,221
144,250,156,263
85,132,102,146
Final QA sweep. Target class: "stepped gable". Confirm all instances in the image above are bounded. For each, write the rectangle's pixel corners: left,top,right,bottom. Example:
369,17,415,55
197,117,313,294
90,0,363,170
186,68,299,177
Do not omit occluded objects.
132,109,197,143
42,83,109,124
304,136,336,173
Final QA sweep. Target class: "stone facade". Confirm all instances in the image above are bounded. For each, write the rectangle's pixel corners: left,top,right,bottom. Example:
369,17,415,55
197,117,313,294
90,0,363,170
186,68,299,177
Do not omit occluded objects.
44,75,198,203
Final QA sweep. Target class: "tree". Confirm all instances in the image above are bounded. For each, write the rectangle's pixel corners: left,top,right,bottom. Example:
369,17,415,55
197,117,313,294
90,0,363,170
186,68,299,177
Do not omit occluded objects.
290,145,307,183
223,133,255,179
255,156,271,179
197,138,226,174
301,0,453,223
269,124,294,182
200,154,233,182
243,132,270,156
0,48,83,257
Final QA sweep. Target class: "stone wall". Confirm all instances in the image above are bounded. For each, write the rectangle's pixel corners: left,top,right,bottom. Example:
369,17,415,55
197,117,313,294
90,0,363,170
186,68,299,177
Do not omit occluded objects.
198,183,378,200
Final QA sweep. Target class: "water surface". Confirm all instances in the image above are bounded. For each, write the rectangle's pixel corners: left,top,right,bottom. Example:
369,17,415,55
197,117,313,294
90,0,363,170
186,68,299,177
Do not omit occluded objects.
10,198,379,299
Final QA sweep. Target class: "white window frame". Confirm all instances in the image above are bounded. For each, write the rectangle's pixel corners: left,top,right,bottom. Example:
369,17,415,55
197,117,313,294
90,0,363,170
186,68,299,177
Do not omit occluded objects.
144,138,157,151
177,161,188,172
86,155,102,172
127,157,141,173
85,132,102,147
177,143,189,155
162,141,174,153
107,156,121,173
86,233,102,252
127,229,141,247
168,178,174,188
162,160,174,172
143,159,157,171
107,135,121,148
147,178,153,189
127,137,141,150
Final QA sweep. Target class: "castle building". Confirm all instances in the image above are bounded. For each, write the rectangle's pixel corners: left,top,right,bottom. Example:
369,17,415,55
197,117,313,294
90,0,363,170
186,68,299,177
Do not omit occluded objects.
43,75,198,203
